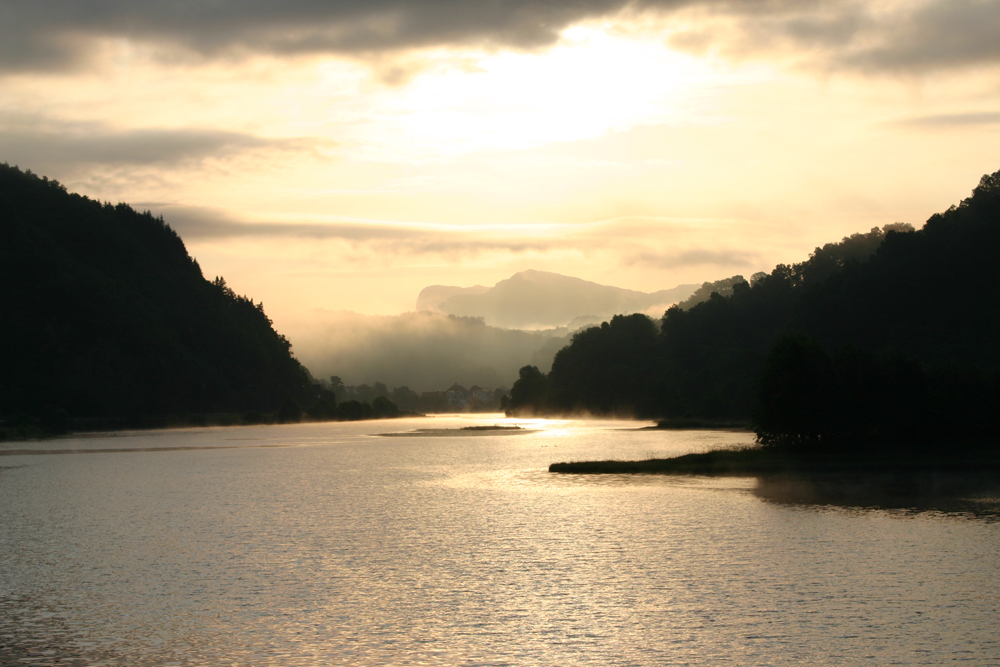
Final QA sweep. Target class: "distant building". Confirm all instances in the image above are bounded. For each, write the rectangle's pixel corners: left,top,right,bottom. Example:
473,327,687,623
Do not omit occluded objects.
469,386,497,411
445,384,470,410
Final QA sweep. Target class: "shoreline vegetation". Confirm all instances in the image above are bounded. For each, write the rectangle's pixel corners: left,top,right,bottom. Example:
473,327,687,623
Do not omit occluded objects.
0,408,422,442
1,165,515,442
1,165,321,430
519,169,1000,479
509,171,1000,467
5,165,1000,473
652,418,751,430
549,442,1000,476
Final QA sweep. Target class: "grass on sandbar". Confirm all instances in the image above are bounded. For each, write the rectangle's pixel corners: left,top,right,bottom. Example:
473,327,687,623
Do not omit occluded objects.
549,443,1000,475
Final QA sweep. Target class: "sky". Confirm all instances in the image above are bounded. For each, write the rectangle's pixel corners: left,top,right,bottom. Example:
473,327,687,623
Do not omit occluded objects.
3,0,1000,341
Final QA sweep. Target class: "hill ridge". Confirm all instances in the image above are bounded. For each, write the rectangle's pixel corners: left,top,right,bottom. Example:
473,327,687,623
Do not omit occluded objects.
417,269,698,329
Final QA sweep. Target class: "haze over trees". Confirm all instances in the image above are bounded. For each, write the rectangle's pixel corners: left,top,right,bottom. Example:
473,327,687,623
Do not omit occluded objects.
509,169,1000,449
291,309,578,392
0,164,582,432
290,272,695,394
8,156,997,450
0,164,317,429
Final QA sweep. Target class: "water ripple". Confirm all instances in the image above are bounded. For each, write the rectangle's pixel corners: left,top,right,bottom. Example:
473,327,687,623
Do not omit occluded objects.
1,420,997,665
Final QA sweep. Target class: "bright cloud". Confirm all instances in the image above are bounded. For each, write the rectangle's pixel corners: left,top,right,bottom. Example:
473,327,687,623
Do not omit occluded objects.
2,0,999,352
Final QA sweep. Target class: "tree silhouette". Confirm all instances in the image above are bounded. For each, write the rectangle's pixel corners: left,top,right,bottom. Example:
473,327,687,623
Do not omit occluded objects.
505,167,1000,455
755,336,837,449
0,163,314,425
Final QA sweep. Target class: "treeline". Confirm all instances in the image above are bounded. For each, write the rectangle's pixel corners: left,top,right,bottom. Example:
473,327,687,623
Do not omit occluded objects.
325,377,509,414
509,170,1000,450
0,164,321,433
755,337,999,451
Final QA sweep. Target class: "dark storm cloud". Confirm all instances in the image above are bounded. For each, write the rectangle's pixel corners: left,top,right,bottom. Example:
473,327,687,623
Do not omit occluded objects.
0,117,310,168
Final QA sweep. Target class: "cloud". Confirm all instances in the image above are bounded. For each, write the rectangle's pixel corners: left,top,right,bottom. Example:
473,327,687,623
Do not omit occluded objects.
628,247,759,268
153,205,565,259
3,1,997,75
891,112,1000,129
667,0,1000,75
843,0,1000,73
160,205,772,274
0,0,660,72
0,116,312,170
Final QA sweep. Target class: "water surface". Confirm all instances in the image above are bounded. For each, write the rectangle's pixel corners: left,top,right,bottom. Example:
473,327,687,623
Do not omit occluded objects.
1,416,998,665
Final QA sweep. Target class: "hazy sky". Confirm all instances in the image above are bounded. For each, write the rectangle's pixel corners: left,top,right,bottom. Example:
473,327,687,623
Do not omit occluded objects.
3,0,999,335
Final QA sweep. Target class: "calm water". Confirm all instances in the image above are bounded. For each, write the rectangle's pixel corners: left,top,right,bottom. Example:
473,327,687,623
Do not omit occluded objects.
1,416,998,666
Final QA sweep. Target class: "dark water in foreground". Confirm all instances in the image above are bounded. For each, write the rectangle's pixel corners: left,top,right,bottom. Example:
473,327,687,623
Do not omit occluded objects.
1,416,998,666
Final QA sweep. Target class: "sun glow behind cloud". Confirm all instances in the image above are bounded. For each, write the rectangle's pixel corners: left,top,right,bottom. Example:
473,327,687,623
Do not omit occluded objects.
363,25,736,159
5,23,745,189
2,3,999,338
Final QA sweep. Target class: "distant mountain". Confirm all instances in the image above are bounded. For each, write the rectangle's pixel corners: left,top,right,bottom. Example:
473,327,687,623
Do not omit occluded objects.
0,164,314,424
416,270,698,329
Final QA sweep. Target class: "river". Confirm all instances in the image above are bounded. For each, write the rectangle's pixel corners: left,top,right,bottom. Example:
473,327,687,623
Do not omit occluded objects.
1,416,998,665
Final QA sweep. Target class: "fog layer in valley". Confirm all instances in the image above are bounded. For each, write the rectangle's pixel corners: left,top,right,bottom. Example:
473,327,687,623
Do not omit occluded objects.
290,310,574,392
291,271,700,391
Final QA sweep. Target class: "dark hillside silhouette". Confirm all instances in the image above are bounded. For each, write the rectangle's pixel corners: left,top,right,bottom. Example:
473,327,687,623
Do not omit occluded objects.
509,169,1000,450
0,164,314,429
544,313,660,416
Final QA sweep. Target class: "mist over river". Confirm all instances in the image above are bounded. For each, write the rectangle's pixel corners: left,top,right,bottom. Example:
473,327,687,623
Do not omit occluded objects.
2,416,998,666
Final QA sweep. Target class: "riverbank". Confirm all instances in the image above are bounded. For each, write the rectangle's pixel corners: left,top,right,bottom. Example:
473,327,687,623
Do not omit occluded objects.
652,418,752,430
549,443,1000,475
0,410,424,442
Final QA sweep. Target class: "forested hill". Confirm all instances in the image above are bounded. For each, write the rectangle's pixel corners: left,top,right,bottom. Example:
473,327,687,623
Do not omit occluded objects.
0,164,314,427
508,170,1000,443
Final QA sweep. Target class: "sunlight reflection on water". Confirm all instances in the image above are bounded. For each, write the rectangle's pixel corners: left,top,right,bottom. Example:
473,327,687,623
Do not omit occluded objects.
1,416,998,666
